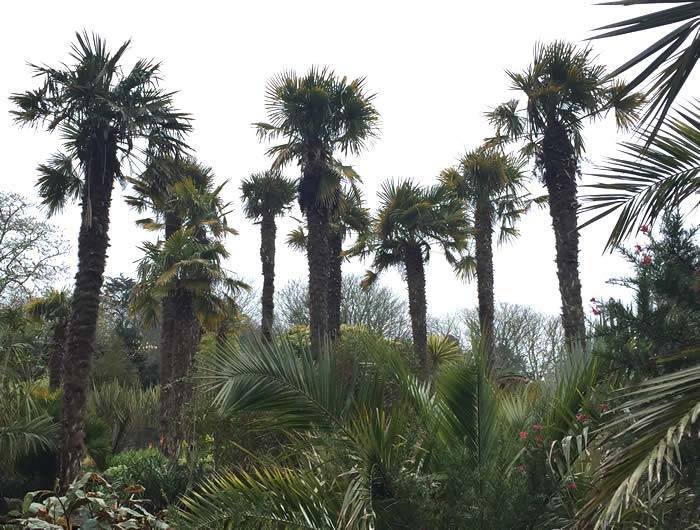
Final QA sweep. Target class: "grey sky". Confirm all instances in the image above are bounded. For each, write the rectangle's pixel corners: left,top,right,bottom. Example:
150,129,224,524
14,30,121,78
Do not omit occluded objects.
1,0,696,319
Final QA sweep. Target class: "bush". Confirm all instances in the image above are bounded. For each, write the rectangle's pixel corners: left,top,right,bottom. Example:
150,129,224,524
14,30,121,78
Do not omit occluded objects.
106,448,199,510
15,472,168,529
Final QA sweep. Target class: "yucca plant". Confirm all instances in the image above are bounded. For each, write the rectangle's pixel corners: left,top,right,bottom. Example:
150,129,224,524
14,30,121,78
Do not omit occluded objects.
10,31,190,485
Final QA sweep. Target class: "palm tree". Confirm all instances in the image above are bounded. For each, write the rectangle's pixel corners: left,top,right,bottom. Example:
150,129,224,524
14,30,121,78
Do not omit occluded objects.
240,171,296,341
25,289,72,390
127,156,217,450
254,68,380,357
287,186,371,340
441,147,530,370
10,32,190,485
130,163,239,457
355,180,469,375
491,41,641,351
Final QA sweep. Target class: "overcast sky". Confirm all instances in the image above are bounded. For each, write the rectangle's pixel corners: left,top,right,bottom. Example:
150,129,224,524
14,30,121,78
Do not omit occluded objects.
1,1,697,319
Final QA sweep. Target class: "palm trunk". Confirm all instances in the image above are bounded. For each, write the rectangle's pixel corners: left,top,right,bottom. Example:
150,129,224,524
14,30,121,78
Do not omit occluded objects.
404,245,429,377
327,231,343,341
158,294,176,453
162,288,200,459
474,199,497,370
159,212,181,454
260,214,276,342
306,206,330,358
543,121,586,350
59,135,116,488
48,321,67,391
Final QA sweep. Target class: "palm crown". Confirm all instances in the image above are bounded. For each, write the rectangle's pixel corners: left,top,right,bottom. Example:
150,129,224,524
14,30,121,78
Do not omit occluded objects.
10,32,190,215
240,170,296,221
254,67,379,210
358,180,470,287
25,289,72,324
491,41,641,161
441,147,530,245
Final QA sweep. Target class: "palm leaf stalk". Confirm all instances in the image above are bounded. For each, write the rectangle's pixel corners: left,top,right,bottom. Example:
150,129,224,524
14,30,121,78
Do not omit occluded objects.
581,102,700,250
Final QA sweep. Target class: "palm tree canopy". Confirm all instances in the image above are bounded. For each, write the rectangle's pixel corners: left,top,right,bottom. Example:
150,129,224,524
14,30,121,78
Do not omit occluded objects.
126,157,214,220
130,227,247,329
592,1,700,140
441,147,531,245
10,32,191,216
24,289,72,323
240,170,296,221
490,41,642,161
254,67,379,211
581,102,700,249
354,180,471,287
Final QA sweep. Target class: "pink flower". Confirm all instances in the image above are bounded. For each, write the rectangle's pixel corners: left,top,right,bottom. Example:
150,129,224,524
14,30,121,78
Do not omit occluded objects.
640,224,649,234
535,434,544,447
641,254,652,266
532,423,544,432
634,244,642,254
576,413,589,423
566,481,577,490
600,403,610,413
592,306,602,316
519,430,528,441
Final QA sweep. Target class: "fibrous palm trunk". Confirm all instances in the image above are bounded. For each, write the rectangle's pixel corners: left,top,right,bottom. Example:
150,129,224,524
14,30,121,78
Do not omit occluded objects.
162,287,200,459
474,199,497,370
59,135,116,488
404,245,429,377
306,206,330,358
327,231,343,341
543,121,586,350
159,212,181,454
48,321,67,391
260,214,276,342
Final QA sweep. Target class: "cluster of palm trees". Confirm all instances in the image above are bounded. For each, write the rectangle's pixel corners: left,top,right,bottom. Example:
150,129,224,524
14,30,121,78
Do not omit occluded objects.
10,0,700,496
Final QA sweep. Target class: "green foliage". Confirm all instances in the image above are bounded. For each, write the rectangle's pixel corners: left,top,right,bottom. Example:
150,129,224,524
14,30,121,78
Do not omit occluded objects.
16,472,168,529
106,448,198,510
593,212,700,381
353,179,471,285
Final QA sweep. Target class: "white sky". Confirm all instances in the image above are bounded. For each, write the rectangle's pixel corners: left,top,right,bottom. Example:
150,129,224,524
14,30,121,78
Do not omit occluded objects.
1,0,697,319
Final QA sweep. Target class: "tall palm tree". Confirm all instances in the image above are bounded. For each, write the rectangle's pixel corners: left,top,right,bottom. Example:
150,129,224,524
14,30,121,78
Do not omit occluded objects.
10,32,190,485
441,147,530,370
287,186,371,340
25,289,72,390
354,180,469,375
491,41,640,351
129,163,238,457
240,171,296,341
254,68,380,357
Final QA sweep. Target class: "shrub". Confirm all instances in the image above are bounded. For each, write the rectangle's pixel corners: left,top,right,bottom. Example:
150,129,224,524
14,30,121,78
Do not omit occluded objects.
106,448,199,510
15,472,168,529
